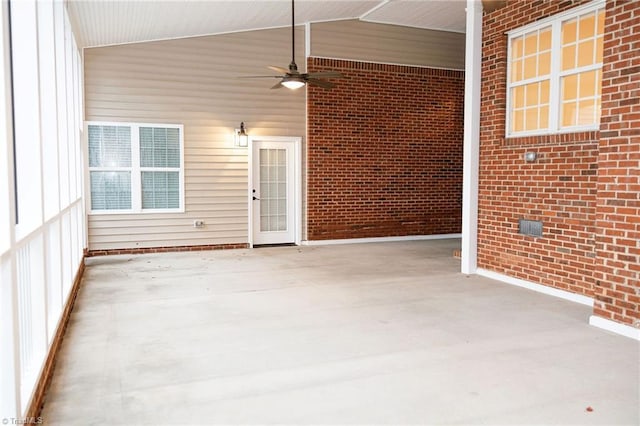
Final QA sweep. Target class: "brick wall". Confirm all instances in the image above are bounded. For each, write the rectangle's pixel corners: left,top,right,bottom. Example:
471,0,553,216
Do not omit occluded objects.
479,0,598,297
306,58,464,240
594,0,640,327
480,0,639,328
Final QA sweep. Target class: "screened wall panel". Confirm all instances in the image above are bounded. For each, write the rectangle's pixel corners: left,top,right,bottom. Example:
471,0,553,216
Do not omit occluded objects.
1,0,85,417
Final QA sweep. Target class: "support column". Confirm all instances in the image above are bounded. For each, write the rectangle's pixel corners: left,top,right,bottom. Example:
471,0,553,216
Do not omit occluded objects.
461,0,483,274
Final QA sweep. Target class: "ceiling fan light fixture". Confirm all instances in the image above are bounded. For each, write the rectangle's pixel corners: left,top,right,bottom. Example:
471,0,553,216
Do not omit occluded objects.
281,76,305,90
239,0,342,90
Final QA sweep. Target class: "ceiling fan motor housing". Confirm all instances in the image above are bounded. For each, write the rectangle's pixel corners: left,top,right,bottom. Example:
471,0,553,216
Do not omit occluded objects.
242,0,344,89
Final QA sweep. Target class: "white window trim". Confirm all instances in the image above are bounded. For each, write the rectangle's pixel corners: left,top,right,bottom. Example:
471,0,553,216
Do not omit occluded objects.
505,0,605,138
85,121,185,215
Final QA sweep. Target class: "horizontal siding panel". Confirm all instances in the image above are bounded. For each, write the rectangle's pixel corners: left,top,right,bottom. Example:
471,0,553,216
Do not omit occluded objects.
184,170,247,178
183,156,249,164
89,215,246,229
184,148,246,156
89,222,246,236
88,205,247,222
184,177,247,185
183,190,245,198
311,20,465,70
185,184,247,192
186,205,246,213
88,228,246,242
84,86,308,105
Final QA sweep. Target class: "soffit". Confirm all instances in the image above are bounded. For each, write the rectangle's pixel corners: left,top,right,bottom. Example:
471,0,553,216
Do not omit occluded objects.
67,0,466,48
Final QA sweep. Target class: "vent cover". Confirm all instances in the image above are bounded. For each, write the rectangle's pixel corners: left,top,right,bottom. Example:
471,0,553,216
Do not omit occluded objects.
519,219,543,237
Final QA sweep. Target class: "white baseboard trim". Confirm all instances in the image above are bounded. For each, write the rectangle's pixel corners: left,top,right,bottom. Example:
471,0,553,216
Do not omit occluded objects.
589,315,640,341
476,268,594,307
301,233,462,246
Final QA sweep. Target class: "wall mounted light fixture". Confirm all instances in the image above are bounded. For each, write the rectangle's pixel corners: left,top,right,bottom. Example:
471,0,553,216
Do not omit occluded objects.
524,152,537,162
235,122,248,147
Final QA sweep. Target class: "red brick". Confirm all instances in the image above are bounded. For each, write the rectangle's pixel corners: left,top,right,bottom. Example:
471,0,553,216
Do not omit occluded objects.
306,58,464,240
479,0,640,329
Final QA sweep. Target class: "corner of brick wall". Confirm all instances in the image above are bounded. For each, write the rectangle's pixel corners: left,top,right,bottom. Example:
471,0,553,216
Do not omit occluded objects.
480,0,639,327
478,0,598,298
306,57,464,240
593,0,640,328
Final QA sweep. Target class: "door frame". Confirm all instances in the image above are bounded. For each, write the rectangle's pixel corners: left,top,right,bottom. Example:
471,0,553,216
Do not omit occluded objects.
247,136,302,247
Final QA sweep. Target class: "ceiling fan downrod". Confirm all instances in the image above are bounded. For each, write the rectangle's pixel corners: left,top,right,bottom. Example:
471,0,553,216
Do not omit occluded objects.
289,0,297,72
237,0,343,90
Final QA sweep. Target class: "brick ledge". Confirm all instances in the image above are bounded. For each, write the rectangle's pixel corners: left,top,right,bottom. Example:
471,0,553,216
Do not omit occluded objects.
502,130,599,147
87,243,249,257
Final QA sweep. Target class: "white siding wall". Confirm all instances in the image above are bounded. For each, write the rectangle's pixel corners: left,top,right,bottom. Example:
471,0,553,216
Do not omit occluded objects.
84,22,465,250
84,28,306,250
0,0,85,418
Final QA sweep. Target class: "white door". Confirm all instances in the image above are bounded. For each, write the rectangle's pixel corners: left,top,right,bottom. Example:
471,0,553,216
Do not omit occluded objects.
251,139,298,245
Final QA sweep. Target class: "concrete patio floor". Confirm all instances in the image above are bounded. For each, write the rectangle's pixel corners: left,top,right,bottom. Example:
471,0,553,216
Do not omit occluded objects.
41,239,639,425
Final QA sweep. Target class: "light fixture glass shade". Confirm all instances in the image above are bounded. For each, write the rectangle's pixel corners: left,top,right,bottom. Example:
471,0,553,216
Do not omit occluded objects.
235,122,248,147
281,77,305,90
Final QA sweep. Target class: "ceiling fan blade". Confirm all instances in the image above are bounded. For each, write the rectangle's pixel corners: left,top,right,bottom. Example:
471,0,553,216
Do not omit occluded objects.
268,65,289,74
271,81,284,89
238,75,282,79
306,71,344,79
307,78,335,89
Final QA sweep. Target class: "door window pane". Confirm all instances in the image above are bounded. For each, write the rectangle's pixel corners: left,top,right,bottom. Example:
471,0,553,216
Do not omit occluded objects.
259,149,287,232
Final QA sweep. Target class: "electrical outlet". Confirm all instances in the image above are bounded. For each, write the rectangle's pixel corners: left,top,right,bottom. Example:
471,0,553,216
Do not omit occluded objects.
193,220,205,228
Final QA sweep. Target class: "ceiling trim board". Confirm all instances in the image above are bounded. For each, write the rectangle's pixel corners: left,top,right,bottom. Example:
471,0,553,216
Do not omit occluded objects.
359,0,391,20
360,18,466,35
81,23,309,50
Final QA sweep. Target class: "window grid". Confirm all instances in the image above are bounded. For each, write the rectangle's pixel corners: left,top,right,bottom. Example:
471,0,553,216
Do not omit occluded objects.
259,149,287,232
559,9,604,128
139,126,181,209
506,2,604,137
510,27,553,133
89,171,132,210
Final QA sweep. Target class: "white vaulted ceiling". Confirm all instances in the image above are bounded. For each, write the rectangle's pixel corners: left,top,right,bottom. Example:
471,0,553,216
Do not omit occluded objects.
67,0,466,48
361,0,466,33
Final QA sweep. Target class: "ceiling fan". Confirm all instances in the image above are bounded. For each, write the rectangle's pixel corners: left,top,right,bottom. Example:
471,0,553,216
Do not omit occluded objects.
240,0,343,90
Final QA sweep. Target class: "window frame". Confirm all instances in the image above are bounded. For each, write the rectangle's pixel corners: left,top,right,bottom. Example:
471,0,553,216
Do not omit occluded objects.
85,121,185,215
505,0,605,138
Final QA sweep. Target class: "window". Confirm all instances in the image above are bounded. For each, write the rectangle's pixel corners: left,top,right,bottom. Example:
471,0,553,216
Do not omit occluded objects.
507,1,605,136
87,122,184,213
